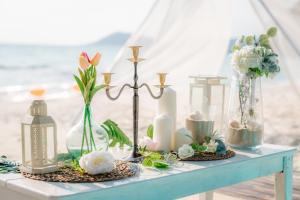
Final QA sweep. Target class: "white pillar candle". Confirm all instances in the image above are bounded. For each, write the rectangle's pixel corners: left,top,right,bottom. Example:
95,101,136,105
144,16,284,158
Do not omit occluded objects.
157,87,177,133
153,114,173,152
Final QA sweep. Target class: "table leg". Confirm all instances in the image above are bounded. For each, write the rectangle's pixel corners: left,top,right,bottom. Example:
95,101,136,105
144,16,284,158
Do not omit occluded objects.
275,155,293,200
198,191,214,200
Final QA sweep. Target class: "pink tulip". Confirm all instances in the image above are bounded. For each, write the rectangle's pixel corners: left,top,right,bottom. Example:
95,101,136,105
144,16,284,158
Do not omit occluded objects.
80,52,90,63
90,52,101,66
79,55,90,70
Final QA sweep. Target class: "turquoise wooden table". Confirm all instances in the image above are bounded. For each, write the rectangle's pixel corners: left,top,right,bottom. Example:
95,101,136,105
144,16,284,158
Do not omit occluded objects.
0,144,296,200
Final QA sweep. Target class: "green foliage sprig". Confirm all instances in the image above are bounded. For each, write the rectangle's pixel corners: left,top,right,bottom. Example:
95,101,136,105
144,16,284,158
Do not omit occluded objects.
74,66,105,105
0,156,20,174
147,124,154,139
101,119,132,148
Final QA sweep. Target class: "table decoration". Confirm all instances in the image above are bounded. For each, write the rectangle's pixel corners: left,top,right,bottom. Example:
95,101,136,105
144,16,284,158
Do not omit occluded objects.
67,52,109,158
139,149,179,170
21,94,58,174
186,76,227,144
157,87,177,146
176,129,235,161
22,160,139,183
79,151,115,175
0,155,20,174
102,46,168,161
153,114,173,152
101,119,132,148
227,27,280,149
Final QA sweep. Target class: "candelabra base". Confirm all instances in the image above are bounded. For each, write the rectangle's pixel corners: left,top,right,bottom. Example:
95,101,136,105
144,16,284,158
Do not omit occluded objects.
125,152,143,163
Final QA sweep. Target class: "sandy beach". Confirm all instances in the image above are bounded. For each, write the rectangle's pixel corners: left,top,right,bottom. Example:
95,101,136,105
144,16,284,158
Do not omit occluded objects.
0,81,299,199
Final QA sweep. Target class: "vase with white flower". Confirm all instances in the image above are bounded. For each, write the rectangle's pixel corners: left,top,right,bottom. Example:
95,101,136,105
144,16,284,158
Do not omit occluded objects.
67,52,109,158
227,27,280,149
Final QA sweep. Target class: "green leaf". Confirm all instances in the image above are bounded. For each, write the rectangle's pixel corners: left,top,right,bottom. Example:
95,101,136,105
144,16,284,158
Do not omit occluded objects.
90,84,105,100
73,75,85,97
101,120,132,148
78,68,86,85
191,143,207,152
153,161,169,169
142,157,153,167
148,152,162,160
84,78,94,103
147,124,153,139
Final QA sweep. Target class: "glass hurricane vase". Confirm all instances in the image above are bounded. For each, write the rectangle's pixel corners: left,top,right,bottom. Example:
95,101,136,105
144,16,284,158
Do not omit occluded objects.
66,105,109,158
226,73,264,149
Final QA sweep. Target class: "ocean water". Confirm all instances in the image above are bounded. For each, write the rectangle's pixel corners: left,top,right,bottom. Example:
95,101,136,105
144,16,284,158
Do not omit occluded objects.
0,43,122,101
0,39,285,102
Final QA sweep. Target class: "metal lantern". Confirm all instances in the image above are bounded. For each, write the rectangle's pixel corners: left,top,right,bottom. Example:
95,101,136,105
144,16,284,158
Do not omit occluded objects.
186,76,227,143
21,100,58,174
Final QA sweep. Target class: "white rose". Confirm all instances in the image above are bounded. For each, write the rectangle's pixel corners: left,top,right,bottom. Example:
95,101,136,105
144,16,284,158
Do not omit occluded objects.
79,151,115,175
203,140,218,153
231,45,261,74
139,136,157,151
178,144,194,159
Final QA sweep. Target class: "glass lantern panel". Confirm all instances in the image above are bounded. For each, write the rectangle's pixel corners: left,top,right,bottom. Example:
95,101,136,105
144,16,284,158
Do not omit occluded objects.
190,85,204,114
45,125,56,164
23,124,32,166
189,81,226,135
209,85,225,133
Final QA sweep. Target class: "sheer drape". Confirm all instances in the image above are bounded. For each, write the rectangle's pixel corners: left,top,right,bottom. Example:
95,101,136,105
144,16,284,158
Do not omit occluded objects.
109,0,300,92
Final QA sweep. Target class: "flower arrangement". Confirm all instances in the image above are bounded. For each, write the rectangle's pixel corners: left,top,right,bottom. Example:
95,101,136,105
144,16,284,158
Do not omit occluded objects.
231,27,280,128
232,27,280,78
73,52,106,155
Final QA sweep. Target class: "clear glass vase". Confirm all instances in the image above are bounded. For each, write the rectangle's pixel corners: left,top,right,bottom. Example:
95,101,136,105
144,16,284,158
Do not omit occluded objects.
226,73,264,149
66,105,109,158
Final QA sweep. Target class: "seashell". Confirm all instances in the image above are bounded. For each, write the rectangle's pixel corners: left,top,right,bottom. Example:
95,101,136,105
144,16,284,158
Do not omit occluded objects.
189,111,203,120
230,120,240,129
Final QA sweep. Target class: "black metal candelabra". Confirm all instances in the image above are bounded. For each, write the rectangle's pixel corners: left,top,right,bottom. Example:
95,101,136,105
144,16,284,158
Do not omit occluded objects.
102,46,167,162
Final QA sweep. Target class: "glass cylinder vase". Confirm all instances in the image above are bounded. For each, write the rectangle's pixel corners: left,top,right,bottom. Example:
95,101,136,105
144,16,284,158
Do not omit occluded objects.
66,105,109,158
226,73,264,149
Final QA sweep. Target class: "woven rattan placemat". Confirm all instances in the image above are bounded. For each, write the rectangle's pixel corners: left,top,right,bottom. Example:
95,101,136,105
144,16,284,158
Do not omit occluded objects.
22,161,139,183
181,150,235,161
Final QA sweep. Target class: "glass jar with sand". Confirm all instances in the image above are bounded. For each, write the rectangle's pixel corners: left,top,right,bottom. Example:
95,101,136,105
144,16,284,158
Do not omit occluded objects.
226,73,264,149
186,76,227,144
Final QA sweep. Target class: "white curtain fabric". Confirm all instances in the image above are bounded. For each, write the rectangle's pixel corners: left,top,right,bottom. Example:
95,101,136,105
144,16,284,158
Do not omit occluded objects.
108,0,232,88
108,0,300,92
249,0,300,95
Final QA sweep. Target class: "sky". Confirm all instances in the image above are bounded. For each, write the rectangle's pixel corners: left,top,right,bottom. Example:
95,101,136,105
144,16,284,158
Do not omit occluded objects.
0,0,155,45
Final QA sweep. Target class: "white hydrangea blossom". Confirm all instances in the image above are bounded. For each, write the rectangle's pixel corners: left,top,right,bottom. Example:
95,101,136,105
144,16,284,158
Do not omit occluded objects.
231,45,262,74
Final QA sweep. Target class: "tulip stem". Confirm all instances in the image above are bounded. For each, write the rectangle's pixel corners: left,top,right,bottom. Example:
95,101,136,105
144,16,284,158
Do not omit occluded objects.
86,106,96,151
81,106,90,156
